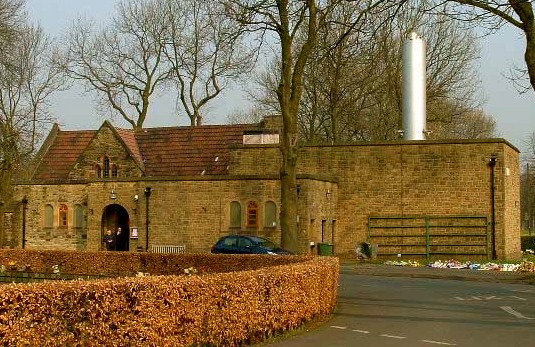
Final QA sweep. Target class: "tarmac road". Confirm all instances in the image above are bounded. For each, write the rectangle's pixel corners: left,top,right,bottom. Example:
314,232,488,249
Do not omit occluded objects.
264,264,535,347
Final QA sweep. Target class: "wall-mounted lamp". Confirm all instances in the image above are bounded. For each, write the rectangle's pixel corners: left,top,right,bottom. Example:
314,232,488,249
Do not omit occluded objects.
110,188,117,200
489,154,498,167
326,189,332,198
134,194,139,202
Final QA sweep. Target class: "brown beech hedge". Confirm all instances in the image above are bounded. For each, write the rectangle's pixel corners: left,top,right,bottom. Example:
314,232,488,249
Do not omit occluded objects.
0,250,339,346
0,249,314,276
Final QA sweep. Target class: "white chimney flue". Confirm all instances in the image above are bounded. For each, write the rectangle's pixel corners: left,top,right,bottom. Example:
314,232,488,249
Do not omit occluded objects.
402,32,427,140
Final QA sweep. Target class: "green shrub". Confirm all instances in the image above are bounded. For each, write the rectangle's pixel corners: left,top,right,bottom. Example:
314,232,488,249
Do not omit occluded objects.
521,236,535,251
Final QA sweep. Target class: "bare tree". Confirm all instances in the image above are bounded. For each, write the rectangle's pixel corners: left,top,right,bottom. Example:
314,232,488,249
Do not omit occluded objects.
163,0,255,126
226,105,265,124
436,1,535,94
224,0,324,253
224,0,406,253
61,0,170,130
335,3,488,141
431,106,496,138
0,0,24,55
0,24,65,202
62,0,254,129
252,1,490,143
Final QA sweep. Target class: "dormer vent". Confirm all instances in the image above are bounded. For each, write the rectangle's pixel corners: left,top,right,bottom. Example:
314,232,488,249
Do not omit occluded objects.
243,131,280,144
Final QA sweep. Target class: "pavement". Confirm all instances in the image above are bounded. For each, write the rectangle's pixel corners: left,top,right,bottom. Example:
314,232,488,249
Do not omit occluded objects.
341,262,535,285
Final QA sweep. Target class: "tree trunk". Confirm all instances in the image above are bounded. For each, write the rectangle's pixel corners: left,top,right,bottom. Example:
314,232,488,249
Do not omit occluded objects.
279,140,300,253
276,0,318,254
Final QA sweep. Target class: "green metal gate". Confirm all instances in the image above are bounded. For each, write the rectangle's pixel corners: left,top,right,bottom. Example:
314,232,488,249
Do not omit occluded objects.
367,215,491,260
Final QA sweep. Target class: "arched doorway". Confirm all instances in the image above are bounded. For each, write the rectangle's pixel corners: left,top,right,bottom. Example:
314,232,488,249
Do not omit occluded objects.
101,204,130,251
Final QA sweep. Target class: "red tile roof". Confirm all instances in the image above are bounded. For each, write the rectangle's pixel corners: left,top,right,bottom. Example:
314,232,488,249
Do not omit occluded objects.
33,130,96,181
32,123,261,181
135,124,256,177
115,127,144,168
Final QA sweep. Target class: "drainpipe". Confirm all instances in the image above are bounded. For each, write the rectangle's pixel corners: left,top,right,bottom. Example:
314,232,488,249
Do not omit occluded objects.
21,197,28,249
489,155,497,260
144,187,152,251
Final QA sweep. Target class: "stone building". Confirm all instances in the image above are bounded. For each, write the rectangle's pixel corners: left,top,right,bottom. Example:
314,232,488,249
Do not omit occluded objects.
0,116,522,259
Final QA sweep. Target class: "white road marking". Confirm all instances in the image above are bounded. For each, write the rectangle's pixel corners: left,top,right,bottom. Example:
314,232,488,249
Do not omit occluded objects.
509,296,528,301
455,295,526,301
329,326,457,345
380,334,407,339
510,289,535,294
421,339,457,346
455,296,483,301
330,325,347,330
500,306,535,320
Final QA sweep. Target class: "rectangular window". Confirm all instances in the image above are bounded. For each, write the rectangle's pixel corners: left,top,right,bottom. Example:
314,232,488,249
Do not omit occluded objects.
59,204,68,227
247,201,258,228
103,157,110,178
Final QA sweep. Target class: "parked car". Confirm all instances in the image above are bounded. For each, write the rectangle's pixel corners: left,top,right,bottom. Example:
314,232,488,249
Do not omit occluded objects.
211,235,294,255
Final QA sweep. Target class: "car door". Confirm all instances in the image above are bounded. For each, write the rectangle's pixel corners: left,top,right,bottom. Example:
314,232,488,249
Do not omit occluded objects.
219,235,239,253
238,236,255,254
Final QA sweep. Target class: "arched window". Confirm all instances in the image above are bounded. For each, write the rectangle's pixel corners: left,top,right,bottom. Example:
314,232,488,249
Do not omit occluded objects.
59,204,68,227
103,157,110,178
230,201,241,228
95,164,102,178
246,201,258,228
111,164,118,178
44,204,54,228
74,204,84,229
264,201,277,228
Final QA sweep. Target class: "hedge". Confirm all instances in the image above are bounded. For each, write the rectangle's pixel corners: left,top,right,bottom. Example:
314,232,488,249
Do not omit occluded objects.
0,249,308,276
0,252,339,346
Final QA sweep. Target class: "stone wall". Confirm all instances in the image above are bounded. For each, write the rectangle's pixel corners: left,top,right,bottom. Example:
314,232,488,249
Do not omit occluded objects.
230,139,521,259
12,183,88,251
503,144,521,257
70,125,143,180
9,138,521,260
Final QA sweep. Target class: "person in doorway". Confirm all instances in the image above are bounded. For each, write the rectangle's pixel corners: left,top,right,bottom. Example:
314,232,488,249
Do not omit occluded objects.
115,227,122,251
104,229,114,251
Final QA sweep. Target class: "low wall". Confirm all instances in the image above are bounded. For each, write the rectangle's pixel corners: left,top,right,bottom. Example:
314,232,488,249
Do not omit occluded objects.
0,251,339,346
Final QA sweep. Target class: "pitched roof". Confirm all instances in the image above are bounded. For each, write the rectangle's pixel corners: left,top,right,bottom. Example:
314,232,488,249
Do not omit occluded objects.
114,126,144,169
135,124,256,176
32,130,96,181
32,122,262,181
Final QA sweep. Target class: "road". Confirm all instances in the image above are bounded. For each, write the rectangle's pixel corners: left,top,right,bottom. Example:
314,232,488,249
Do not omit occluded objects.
266,271,535,346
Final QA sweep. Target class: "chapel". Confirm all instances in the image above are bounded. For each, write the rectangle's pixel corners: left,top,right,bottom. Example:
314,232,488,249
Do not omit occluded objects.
1,115,521,259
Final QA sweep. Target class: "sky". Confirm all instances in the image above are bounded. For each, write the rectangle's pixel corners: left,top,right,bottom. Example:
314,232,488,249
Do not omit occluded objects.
26,0,535,155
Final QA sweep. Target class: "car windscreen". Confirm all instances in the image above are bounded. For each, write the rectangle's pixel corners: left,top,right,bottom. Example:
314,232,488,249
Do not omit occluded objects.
221,236,238,246
251,236,278,249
